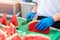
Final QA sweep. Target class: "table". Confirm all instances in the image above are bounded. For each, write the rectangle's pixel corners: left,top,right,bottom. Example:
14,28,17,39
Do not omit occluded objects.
16,17,60,40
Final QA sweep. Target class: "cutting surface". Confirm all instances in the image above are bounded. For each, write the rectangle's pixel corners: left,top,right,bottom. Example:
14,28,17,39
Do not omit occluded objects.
16,18,60,40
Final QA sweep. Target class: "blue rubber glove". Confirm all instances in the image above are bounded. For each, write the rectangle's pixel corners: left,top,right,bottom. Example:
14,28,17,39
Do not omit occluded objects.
26,12,35,20
36,17,54,31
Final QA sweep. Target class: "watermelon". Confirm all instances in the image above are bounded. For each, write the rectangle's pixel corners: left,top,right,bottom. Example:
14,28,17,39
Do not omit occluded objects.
28,21,50,34
2,23,16,36
1,13,7,25
0,33,6,40
22,35,50,40
0,19,1,22
0,29,7,40
6,33,21,40
9,14,18,27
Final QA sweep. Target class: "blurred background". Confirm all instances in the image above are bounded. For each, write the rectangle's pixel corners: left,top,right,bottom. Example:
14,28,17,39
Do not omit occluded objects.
0,0,37,20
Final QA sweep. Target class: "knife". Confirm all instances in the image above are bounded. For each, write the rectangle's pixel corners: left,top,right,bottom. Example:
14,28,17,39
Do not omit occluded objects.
21,19,31,25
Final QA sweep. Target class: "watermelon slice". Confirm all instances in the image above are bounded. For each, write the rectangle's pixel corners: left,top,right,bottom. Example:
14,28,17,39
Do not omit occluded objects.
28,20,50,34
22,34,50,40
1,13,7,25
0,33,6,40
0,29,7,40
9,14,18,28
6,33,21,40
2,23,16,36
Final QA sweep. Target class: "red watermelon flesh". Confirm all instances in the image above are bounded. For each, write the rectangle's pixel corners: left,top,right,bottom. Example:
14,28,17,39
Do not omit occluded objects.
0,19,1,21
11,34,21,40
2,24,16,36
28,21,50,34
0,32,6,40
9,14,18,27
23,35,50,40
1,13,7,25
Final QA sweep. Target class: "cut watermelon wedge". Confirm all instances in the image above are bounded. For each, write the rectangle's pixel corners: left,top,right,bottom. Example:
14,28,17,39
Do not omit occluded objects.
22,34,50,40
0,29,7,40
1,13,7,25
6,33,21,40
2,23,16,36
9,14,18,28
28,20,50,34
0,33,6,40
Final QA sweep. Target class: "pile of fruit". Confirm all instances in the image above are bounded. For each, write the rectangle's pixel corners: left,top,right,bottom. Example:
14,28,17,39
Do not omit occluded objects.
0,14,21,40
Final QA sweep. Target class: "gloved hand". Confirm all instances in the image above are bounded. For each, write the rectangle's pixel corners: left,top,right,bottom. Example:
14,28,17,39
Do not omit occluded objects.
36,17,54,31
26,12,35,21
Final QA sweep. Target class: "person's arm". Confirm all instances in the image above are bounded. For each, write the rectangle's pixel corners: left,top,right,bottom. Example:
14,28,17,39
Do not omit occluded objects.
31,2,37,14
52,13,60,22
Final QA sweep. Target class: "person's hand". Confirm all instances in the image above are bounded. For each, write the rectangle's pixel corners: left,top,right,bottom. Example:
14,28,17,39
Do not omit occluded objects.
36,17,54,31
26,12,35,20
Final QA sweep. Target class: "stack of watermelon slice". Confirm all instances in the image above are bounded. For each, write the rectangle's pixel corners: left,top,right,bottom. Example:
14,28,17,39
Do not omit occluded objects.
0,14,21,40
0,14,18,27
